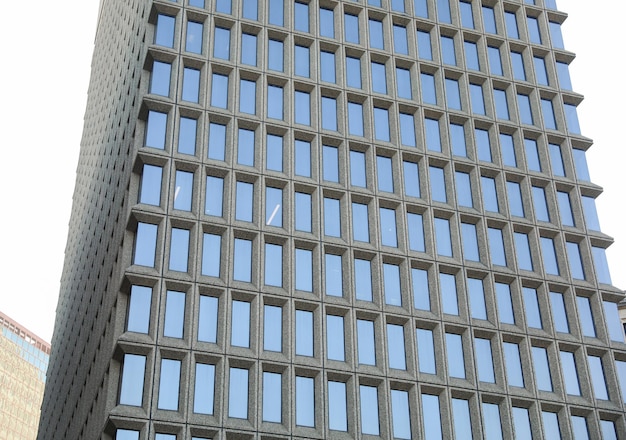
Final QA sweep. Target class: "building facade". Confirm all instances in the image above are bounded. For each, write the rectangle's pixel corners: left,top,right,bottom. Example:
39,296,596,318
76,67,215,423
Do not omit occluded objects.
1,311,50,439
39,0,626,439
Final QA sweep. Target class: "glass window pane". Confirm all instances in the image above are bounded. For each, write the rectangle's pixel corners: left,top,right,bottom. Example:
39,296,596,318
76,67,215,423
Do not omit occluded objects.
295,309,313,356
357,319,376,365
412,268,430,311
514,232,533,271
294,91,311,125
194,363,215,414
380,207,397,247
494,89,509,120
214,27,231,59
450,123,466,156
231,300,250,347
294,2,309,32
265,243,282,286
119,354,145,406
577,296,596,338
352,202,369,242
488,227,506,266
294,45,310,77
511,51,526,80
560,351,581,395
434,217,452,257
145,110,167,149
421,73,437,105
532,346,553,391
512,407,532,440
211,73,229,108
320,51,336,83
263,305,282,352
383,263,401,306
505,11,519,38
446,333,465,378
440,273,458,315
344,14,359,44
416,328,436,374
422,394,442,440
198,295,218,342
319,8,334,38
155,15,175,47
327,315,345,361
387,324,406,369
268,0,283,25
482,6,497,34
524,287,542,329
163,290,185,338
429,165,446,201
346,56,362,88
325,254,343,296
461,222,479,261
417,30,432,59
262,372,281,422
475,337,495,382
500,133,517,167
328,381,348,431
507,181,524,217
469,83,485,114
295,192,312,232
360,385,380,435
228,367,248,419
452,398,472,439
496,282,515,324
481,176,499,212
157,359,181,410
407,212,425,252
134,223,158,267
295,248,313,292
483,403,503,440
391,389,411,439
503,341,524,387
268,39,283,71
464,41,479,70
233,238,252,282
324,198,341,237
403,160,420,197
127,286,151,334
150,61,171,96
355,259,373,301
369,19,384,49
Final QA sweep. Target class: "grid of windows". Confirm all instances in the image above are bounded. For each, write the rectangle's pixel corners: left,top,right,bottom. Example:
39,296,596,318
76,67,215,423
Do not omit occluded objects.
114,1,625,439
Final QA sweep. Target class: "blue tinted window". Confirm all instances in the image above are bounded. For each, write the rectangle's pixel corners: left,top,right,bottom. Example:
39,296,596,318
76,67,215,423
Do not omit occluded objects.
194,363,215,414
464,41,479,70
396,67,411,99
214,27,231,59
235,181,253,222
514,232,533,271
496,282,515,324
294,139,311,177
527,16,542,44
268,0,283,25
440,272,458,315
391,389,411,439
139,164,162,206
328,382,348,431
482,403,503,440
383,263,402,306
295,192,312,232
518,94,533,125
446,333,465,377
145,111,167,149
320,51,336,83
355,259,373,301
233,238,252,282
407,213,425,252
488,46,503,75
557,62,572,90
511,51,526,80
532,186,549,222
119,354,145,406
549,21,564,49
294,45,310,77
564,104,581,134
210,73,229,108
264,305,282,351
344,14,359,44
469,83,485,114
265,243,283,286
403,161,420,198
481,176,499,213
412,268,430,310
434,218,452,257
503,342,524,387
294,2,309,32
475,337,495,382
455,171,472,208
266,134,283,171
475,128,491,161
488,227,506,266
417,30,432,59
201,233,221,277
460,1,474,28
449,123,466,156
163,290,185,338
445,78,461,110
557,191,574,226
262,372,281,422
532,346,553,391
321,96,337,131
369,19,384,49
374,107,390,141
155,15,175,47
541,98,556,129
482,6,497,33
507,181,524,217
350,151,366,187
267,85,283,119
242,0,257,19
327,315,345,360
441,36,456,65
150,61,171,96
534,56,548,85
294,91,311,125
421,73,436,105
414,0,428,17
127,286,151,334
523,287,542,329
348,102,364,136
400,113,416,147
416,328,436,373
198,295,218,342
430,166,446,202
324,198,341,237
357,319,376,364
380,207,397,247
182,67,200,102
422,394,442,439
228,367,249,418
371,62,387,94
505,12,519,38
295,309,313,355
582,197,600,231
295,248,313,291
541,237,559,275
425,117,441,152
577,296,596,337
360,386,380,435
134,223,158,267
560,351,581,395
325,254,343,296
566,241,585,280
494,89,510,119
319,8,334,38
158,359,181,410
393,25,408,54
593,247,612,283
268,39,283,71
550,291,568,332
239,79,256,114
462,223,480,262
346,56,362,88
352,203,369,241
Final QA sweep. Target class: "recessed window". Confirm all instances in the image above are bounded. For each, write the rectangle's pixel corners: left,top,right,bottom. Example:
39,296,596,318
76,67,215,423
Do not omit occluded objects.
445,78,461,110
566,241,585,280
469,83,485,114
231,300,250,347
327,314,345,361
387,324,406,369
369,19,384,49
424,117,441,151
210,73,229,108
494,89,510,120
352,202,370,242
407,212,425,252
263,305,282,351
235,181,254,222
532,346,553,391
481,176,499,213
412,268,430,311
325,253,342,296
446,332,465,378
464,41,479,70
417,30,432,60
560,351,581,395
393,25,408,54
198,295,218,342
482,403,503,439
242,0,257,19
348,101,364,136
434,217,452,257
357,319,376,365
421,394,442,438
517,93,533,125
193,363,215,414
119,354,145,406
488,46,503,75
421,73,437,105
441,36,456,65
268,0,284,25
294,45,310,77
541,98,557,129
322,96,338,131
294,191,312,232
150,61,171,96
134,222,158,267
416,328,436,374
201,232,221,276
440,272,458,315
505,11,519,39
344,13,359,44
145,110,167,149
400,113,416,147
267,84,283,120
500,133,517,167
214,27,231,59
294,139,311,176
514,231,533,271
322,145,339,182
264,243,283,286
360,385,380,435
295,248,313,291
383,263,402,306
487,227,507,266
541,237,559,276
155,14,175,47
320,51,336,83
157,358,181,410
532,186,549,222
503,341,524,387
380,207,398,247
346,56,362,88
233,238,252,282
482,6,497,34
262,372,281,422
576,296,596,337
507,181,524,217
294,2,309,32
295,309,313,355
475,337,495,382
460,1,474,28
511,51,526,80
268,39,283,71
328,381,348,431
127,285,151,334
163,290,185,338
461,222,479,261
355,258,373,301
527,16,542,44
228,367,249,419
319,8,334,38
523,287,542,329
294,91,311,125
496,282,515,324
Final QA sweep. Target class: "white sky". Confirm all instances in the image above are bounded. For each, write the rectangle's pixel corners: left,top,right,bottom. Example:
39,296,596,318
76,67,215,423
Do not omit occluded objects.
0,1,623,343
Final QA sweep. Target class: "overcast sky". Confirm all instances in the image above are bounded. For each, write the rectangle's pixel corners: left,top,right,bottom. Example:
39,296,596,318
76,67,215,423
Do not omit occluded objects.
0,1,623,342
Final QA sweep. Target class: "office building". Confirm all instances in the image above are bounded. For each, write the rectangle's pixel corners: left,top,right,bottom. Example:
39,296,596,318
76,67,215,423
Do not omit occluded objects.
1,311,50,439
39,0,626,439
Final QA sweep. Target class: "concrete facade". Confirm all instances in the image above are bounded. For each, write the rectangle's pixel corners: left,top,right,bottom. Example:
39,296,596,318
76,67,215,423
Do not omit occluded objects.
39,0,626,439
